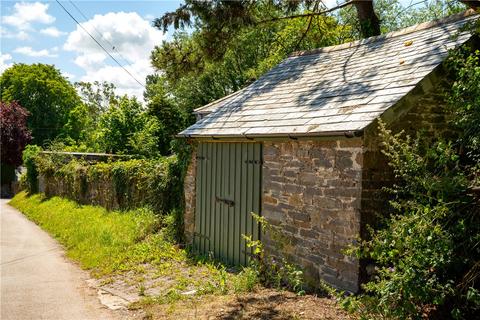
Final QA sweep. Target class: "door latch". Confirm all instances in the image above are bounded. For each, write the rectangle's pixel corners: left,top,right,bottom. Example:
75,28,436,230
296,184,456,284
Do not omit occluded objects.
215,196,235,207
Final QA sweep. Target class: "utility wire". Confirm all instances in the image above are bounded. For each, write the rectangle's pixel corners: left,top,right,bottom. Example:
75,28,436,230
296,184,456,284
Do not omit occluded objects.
67,0,133,67
55,0,145,88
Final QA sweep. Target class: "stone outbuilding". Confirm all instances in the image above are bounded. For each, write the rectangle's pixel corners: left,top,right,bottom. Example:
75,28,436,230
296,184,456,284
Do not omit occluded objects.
178,11,478,292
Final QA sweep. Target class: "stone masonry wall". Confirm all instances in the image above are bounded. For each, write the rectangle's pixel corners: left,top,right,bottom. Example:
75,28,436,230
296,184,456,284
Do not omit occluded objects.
184,148,197,244
262,139,364,292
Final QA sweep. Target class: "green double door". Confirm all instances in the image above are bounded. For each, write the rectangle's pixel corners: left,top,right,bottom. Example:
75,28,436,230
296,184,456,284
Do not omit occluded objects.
194,142,262,265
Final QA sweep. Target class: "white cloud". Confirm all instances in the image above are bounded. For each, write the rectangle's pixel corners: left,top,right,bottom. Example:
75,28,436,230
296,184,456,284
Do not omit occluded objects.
144,14,155,21
74,53,107,71
2,2,55,30
14,46,58,58
40,27,66,37
62,71,75,80
0,53,13,74
0,26,29,40
80,59,153,98
64,11,164,99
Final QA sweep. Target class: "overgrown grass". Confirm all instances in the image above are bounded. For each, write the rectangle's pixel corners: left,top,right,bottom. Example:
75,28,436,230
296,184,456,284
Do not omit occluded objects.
9,192,260,299
10,191,166,275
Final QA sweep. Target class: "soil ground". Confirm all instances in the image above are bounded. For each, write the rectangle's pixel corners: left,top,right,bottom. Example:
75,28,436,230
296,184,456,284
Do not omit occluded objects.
138,288,353,319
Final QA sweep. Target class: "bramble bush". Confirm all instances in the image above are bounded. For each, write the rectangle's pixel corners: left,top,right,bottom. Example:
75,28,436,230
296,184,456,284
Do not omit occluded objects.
343,31,480,319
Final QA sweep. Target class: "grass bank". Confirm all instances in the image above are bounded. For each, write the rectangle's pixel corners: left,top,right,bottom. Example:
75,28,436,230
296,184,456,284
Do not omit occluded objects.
10,192,167,275
9,192,258,293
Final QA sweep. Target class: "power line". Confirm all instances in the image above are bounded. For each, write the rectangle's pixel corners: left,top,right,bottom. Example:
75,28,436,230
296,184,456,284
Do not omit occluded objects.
67,0,133,67
55,0,145,88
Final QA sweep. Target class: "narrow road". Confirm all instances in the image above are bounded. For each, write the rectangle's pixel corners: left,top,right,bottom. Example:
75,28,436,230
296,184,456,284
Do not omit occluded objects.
0,199,126,320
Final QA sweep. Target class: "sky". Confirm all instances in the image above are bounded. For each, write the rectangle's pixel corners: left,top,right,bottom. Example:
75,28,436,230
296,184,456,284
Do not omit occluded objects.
0,0,415,100
0,0,182,99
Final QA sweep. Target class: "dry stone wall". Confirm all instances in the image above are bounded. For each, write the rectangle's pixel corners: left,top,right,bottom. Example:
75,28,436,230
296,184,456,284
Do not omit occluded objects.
184,148,197,244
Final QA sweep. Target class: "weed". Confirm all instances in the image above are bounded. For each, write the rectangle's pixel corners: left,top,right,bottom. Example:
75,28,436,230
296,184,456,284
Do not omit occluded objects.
233,267,259,293
139,284,146,296
9,192,260,304
243,212,305,295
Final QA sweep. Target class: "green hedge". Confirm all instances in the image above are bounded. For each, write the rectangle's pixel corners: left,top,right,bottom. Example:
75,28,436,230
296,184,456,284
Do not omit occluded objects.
33,152,184,216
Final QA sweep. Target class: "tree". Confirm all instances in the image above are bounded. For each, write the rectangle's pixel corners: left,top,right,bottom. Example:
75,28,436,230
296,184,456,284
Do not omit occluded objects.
62,81,119,151
74,81,118,118
155,0,472,61
99,95,161,156
145,75,185,155
0,101,32,167
0,63,81,145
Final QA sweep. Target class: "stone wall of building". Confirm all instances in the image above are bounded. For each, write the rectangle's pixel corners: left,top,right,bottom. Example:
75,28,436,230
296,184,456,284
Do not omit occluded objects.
184,149,197,244
262,139,364,292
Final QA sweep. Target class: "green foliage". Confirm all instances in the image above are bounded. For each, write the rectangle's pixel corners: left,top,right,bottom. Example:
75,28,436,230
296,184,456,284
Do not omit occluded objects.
34,153,182,217
445,46,480,168
145,75,185,155
75,80,118,117
344,125,478,319
9,191,168,275
0,63,81,145
342,27,480,317
232,267,259,293
97,96,138,153
337,0,466,38
22,145,42,193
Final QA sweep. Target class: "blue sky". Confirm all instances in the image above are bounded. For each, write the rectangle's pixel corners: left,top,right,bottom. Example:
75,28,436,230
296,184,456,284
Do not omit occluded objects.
1,0,418,99
1,0,182,98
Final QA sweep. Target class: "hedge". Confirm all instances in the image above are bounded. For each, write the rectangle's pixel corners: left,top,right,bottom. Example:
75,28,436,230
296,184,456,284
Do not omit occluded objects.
31,152,184,216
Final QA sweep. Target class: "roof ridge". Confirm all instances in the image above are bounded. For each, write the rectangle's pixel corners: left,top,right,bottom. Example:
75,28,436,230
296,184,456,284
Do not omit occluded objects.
290,9,478,57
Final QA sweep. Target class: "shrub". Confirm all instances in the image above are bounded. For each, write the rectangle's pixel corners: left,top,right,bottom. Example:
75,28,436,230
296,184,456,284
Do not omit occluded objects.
243,213,305,295
21,145,42,193
344,124,479,319
35,154,181,211
0,101,32,167
343,28,480,319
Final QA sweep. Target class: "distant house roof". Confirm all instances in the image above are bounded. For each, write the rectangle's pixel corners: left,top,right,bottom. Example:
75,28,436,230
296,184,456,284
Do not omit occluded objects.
180,10,478,138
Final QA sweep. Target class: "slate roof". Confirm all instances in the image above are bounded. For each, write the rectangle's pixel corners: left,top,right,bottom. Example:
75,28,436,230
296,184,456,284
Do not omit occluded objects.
179,10,478,138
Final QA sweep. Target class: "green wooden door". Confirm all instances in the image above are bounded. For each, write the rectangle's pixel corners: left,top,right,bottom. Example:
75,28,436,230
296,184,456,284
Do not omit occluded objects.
194,142,262,265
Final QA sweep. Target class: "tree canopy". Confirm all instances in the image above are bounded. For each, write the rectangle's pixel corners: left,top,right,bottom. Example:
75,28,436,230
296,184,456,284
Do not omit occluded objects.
0,63,81,145
0,101,32,167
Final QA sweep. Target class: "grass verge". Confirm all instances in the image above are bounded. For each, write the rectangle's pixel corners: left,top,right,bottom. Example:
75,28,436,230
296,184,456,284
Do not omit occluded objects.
10,191,164,275
9,192,259,294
